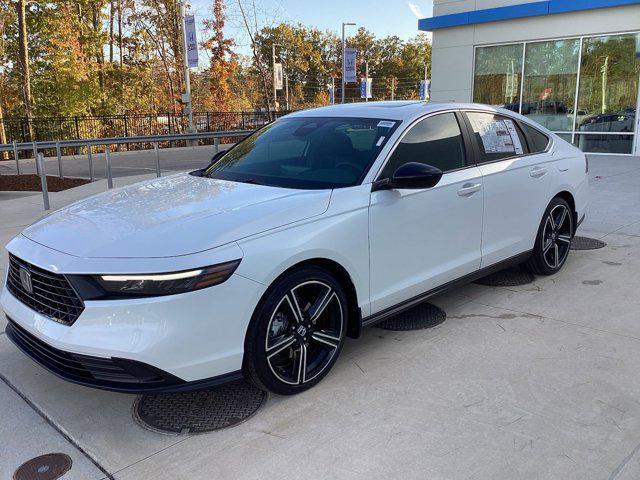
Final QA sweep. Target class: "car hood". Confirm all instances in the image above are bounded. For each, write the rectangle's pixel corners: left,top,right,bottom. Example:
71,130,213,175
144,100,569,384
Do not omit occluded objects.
21,173,332,258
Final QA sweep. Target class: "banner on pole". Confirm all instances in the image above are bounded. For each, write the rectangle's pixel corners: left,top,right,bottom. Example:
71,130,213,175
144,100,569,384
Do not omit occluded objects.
419,79,431,100
274,63,284,90
328,85,335,105
344,48,357,83
185,15,199,68
360,78,372,99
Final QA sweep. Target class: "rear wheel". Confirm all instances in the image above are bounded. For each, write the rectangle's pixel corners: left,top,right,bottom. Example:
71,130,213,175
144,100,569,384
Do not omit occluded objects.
526,197,574,275
243,267,347,395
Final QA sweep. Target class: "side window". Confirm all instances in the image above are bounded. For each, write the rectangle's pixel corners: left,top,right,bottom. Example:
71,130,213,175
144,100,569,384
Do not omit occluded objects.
466,112,528,163
520,122,550,153
382,113,466,177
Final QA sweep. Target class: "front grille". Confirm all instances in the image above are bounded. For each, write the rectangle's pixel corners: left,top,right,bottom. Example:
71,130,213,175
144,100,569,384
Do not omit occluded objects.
5,318,178,392
6,254,84,325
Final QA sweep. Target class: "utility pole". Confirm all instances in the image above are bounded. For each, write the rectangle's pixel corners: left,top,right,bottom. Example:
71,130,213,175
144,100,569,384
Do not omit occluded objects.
330,77,335,105
365,61,369,102
391,77,395,101
285,72,289,111
341,22,355,104
179,0,194,132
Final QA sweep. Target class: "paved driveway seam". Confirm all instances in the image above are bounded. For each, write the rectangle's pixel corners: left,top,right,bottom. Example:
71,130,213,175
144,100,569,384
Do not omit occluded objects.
0,369,115,479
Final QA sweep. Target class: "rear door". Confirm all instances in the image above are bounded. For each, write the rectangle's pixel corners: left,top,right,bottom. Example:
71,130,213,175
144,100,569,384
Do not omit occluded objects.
462,111,552,267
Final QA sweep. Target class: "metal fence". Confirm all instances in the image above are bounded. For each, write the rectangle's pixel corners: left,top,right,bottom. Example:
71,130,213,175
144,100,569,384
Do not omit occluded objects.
2,129,254,211
1,111,291,150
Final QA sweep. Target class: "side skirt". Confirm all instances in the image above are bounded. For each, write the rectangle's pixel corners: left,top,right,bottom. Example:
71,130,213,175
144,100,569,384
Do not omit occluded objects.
361,250,532,328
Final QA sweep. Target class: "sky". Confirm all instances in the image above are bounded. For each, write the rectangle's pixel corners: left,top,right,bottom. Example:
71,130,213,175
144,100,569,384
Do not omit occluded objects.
189,0,433,61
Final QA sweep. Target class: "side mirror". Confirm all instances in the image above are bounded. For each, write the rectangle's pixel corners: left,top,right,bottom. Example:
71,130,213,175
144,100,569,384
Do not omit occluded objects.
210,150,226,163
373,162,443,191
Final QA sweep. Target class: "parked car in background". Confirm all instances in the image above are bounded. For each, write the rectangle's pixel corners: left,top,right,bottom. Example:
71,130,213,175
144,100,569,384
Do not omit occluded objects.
1,101,588,395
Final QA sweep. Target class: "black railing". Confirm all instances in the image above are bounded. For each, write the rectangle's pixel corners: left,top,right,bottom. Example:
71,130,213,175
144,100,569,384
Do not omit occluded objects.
1,111,293,146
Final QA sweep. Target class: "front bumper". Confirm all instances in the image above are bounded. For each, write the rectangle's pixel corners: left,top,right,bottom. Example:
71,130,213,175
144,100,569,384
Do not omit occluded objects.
1,237,267,392
5,317,242,393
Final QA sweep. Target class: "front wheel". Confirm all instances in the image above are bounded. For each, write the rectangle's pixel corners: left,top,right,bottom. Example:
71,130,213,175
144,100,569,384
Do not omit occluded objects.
243,267,347,395
526,197,574,275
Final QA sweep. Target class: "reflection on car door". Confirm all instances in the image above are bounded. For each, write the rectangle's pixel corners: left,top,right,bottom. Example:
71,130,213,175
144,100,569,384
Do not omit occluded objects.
463,111,552,267
368,112,484,315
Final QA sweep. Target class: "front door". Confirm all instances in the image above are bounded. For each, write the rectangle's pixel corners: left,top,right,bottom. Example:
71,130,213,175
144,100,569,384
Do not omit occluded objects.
368,112,483,315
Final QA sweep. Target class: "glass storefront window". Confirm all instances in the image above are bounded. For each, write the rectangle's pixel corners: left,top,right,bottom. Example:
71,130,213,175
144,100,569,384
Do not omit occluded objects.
473,44,523,109
473,33,640,154
577,33,640,134
574,134,634,154
521,39,581,132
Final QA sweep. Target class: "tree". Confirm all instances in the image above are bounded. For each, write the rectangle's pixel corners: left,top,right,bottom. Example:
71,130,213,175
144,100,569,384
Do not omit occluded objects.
202,0,235,110
15,0,33,139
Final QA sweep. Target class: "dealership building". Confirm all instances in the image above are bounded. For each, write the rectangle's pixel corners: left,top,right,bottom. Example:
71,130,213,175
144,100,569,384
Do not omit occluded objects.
419,0,640,155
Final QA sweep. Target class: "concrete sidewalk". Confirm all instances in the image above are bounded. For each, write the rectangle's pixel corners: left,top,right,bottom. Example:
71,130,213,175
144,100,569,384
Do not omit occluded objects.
1,156,640,479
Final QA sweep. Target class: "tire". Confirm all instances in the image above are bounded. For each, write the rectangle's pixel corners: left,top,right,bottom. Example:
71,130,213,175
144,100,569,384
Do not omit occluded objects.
243,266,348,395
526,197,574,275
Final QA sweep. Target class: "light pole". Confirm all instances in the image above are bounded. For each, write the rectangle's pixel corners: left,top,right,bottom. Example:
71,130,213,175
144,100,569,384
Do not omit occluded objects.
341,22,356,104
272,43,277,114
179,0,194,132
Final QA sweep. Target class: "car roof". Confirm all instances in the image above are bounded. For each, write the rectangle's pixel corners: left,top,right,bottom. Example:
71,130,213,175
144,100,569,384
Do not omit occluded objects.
281,101,552,136
282,101,505,122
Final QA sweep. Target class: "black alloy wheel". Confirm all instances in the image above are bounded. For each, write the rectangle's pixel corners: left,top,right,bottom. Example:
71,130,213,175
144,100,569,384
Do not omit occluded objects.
244,267,347,395
527,197,574,275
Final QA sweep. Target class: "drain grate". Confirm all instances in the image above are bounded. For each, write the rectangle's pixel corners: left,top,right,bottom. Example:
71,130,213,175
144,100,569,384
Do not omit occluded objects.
571,236,607,250
375,302,446,331
474,267,535,287
133,379,266,435
13,453,72,480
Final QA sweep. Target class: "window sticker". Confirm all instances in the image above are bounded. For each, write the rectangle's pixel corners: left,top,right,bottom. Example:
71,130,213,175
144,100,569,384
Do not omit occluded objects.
503,119,524,155
377,120,396,128
473,118,519,154
376,136,386,147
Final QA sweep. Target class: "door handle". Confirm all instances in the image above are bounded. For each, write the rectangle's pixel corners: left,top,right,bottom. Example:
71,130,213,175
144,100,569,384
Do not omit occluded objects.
457,183,481,196
530,166,548,178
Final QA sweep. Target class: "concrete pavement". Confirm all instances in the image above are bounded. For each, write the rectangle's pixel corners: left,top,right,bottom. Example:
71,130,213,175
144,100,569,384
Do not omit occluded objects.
1,155,640,479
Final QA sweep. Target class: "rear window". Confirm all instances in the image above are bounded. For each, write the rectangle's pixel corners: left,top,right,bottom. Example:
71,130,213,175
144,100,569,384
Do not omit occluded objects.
520,123,550,153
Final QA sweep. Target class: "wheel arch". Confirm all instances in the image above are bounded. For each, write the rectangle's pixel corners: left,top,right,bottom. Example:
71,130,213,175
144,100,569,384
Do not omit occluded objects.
552,190,577,230
248,257,363,341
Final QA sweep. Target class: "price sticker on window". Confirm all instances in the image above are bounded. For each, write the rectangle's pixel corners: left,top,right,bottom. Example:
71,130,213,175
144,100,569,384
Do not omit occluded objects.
503,119,524,155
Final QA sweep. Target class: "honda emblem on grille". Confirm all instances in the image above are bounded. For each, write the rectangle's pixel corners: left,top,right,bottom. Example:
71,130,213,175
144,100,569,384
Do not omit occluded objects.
19,267,33,294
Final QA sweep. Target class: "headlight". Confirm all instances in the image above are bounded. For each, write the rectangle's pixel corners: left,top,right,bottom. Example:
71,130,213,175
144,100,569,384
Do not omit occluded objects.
91,260,241,297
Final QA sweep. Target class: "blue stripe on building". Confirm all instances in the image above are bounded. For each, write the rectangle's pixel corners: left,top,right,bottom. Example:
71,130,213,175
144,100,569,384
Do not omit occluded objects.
418,0,640,31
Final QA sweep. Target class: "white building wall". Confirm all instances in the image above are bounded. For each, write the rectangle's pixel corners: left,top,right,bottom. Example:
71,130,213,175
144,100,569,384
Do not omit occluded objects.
430,2,640,102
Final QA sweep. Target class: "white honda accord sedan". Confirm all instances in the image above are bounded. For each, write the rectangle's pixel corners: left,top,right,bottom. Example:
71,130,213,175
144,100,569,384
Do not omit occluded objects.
1,101,588,395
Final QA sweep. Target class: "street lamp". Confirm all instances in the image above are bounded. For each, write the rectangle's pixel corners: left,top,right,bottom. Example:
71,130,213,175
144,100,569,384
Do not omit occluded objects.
341,22,356,104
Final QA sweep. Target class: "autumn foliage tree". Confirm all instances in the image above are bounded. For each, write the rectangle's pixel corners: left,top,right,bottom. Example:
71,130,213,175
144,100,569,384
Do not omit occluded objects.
0,0,432,125
201,0,234,110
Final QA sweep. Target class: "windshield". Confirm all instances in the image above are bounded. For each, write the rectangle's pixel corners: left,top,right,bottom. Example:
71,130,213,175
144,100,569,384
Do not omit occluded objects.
204,117,399,189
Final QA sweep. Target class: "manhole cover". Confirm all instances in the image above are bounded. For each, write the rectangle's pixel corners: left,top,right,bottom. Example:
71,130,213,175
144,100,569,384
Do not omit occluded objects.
571,236,607,250
375,302,446,331
133,379,266,435
13,453,72,480
474,267,535,287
